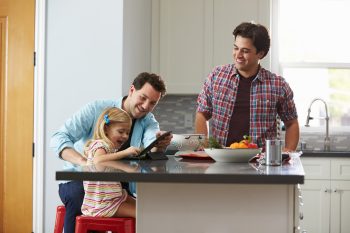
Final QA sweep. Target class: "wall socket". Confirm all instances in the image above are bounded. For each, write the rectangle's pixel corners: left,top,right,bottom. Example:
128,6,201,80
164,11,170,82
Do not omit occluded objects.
184,113,193,127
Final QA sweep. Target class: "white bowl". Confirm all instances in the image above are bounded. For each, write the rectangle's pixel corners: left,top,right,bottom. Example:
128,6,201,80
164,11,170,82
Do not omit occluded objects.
204,148,261,163
170,134,206,151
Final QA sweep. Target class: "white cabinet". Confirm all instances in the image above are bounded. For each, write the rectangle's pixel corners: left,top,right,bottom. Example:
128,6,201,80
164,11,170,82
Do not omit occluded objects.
301,179,331,233
151,0,270,94
301,158,350,233
137,183,297,233
330,181,350,233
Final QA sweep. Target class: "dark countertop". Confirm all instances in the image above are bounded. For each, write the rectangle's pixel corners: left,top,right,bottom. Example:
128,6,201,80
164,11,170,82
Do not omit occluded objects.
301,151,350,157
56,155,305,184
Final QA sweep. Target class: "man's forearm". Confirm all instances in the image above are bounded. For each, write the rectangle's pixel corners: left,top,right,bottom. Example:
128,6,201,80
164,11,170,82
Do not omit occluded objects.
284,119,300,151
60,148,86,166
195,112,209,136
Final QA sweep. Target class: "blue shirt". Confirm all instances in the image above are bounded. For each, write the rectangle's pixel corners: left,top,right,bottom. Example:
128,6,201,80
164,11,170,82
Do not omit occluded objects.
50,97,160,170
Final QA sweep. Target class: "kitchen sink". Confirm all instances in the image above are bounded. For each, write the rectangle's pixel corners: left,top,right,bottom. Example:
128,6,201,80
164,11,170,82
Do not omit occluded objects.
302,150,350,157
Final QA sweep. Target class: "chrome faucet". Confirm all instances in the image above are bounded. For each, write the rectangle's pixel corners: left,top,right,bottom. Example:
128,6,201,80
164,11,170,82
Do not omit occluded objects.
305,98,330,151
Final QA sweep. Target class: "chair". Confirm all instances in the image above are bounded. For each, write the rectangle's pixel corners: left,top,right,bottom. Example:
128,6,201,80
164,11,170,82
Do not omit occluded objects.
54,205,135,233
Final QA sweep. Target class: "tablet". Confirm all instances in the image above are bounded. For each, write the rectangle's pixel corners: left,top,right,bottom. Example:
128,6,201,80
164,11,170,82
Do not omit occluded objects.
139,131,172,156
125,131,172,160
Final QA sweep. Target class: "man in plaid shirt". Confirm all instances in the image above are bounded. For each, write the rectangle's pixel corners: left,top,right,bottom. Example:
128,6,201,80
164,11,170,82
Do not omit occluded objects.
196,22,299,151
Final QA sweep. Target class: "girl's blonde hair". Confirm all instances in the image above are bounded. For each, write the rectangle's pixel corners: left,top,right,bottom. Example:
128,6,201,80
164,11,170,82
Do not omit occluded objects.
86,107,132,151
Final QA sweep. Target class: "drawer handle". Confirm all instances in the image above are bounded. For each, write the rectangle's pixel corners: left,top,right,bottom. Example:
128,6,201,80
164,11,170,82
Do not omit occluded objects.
298,196,304,206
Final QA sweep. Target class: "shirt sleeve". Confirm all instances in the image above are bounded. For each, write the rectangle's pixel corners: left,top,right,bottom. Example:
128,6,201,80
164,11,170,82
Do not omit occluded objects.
141,113,160,148
85,140,110,163
196,67,215,118
278,78,298,122
130,112,160,149
50,101,99,158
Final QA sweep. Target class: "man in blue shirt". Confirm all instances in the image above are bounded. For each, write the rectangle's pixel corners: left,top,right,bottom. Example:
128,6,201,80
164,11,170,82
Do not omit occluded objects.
50,72,171,233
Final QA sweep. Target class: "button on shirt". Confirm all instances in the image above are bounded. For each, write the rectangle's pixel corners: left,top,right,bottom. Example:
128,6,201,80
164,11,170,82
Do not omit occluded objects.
197,64,298,147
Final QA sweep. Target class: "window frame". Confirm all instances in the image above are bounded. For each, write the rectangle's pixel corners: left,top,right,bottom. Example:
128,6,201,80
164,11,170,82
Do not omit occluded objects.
271,0,350,133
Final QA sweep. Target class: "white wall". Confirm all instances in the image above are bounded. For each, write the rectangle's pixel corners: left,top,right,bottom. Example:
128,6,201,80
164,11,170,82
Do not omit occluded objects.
122,0,152,95
44,0,151,232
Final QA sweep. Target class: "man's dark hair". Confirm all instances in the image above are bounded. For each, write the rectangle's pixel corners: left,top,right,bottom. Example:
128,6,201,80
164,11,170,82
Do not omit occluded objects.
233,22,270,59
133,72,167,97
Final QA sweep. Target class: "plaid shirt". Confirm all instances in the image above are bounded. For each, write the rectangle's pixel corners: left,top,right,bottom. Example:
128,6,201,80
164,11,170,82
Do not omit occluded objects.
197,64,298,147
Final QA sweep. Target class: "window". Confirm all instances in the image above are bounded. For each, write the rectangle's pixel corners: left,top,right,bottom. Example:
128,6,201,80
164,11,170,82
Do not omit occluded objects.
272,0,350,131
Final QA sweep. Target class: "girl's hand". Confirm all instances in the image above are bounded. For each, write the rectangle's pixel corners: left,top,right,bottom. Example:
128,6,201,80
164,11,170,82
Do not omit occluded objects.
124,146,141,157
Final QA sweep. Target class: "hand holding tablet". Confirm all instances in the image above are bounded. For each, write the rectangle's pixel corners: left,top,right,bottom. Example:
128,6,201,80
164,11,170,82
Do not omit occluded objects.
139,131,172,156
125,131,172,160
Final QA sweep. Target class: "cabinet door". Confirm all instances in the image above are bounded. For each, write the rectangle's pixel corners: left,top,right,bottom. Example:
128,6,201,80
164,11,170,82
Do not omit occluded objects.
331,159,350,180
330,181,350,233
154,0,212,94
301,180,331,233
151,0,270,94
212,0,270,67
301,157,331,180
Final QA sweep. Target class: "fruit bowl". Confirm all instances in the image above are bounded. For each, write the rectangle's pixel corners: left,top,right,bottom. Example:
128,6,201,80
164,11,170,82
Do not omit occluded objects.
204,148,262,163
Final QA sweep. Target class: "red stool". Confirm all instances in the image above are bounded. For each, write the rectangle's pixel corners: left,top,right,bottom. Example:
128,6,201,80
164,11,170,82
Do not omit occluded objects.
54,205,66,233
75,215,135,233
54,205,135,233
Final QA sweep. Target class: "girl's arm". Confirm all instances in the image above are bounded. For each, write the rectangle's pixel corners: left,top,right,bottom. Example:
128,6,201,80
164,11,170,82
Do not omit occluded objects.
93,147,140,164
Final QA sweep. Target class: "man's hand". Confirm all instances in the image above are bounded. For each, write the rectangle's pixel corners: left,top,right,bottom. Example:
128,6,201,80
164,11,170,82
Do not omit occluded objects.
154,131,173,152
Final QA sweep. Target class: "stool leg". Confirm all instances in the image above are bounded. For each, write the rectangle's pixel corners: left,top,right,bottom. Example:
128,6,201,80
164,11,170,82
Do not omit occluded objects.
74,219,86,233
54,206,66,233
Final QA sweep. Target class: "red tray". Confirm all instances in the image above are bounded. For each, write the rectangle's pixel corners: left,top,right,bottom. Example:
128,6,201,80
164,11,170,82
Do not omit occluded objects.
176,151,214,160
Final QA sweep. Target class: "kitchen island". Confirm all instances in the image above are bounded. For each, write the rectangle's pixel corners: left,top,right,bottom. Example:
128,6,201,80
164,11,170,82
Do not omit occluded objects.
56,155,305,233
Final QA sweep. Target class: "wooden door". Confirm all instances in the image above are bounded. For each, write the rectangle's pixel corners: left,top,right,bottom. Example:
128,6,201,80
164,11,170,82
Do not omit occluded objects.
0,13,5,233
0,0,35,232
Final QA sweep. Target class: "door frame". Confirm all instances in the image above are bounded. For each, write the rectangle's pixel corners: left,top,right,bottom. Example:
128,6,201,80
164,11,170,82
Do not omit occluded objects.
33,0,46,232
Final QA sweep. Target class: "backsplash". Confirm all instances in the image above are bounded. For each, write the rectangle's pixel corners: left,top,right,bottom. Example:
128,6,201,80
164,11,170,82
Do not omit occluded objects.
297,132,350,151
152,94,198,134
153,95,350,151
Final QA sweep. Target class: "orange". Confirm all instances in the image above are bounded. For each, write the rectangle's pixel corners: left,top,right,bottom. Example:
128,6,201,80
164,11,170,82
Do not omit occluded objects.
229,142,240,149
238,142,248,148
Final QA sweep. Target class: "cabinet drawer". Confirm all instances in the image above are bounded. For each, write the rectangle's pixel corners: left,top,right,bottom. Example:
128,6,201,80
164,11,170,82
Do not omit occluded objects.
301,158,331,179
331,158,350,180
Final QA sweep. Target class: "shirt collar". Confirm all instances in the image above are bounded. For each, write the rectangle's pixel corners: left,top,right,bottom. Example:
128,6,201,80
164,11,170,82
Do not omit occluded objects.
232,64,264,82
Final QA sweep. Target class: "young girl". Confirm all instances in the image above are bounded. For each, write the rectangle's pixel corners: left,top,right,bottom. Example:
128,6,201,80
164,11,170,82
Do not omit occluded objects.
81,107,140,218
